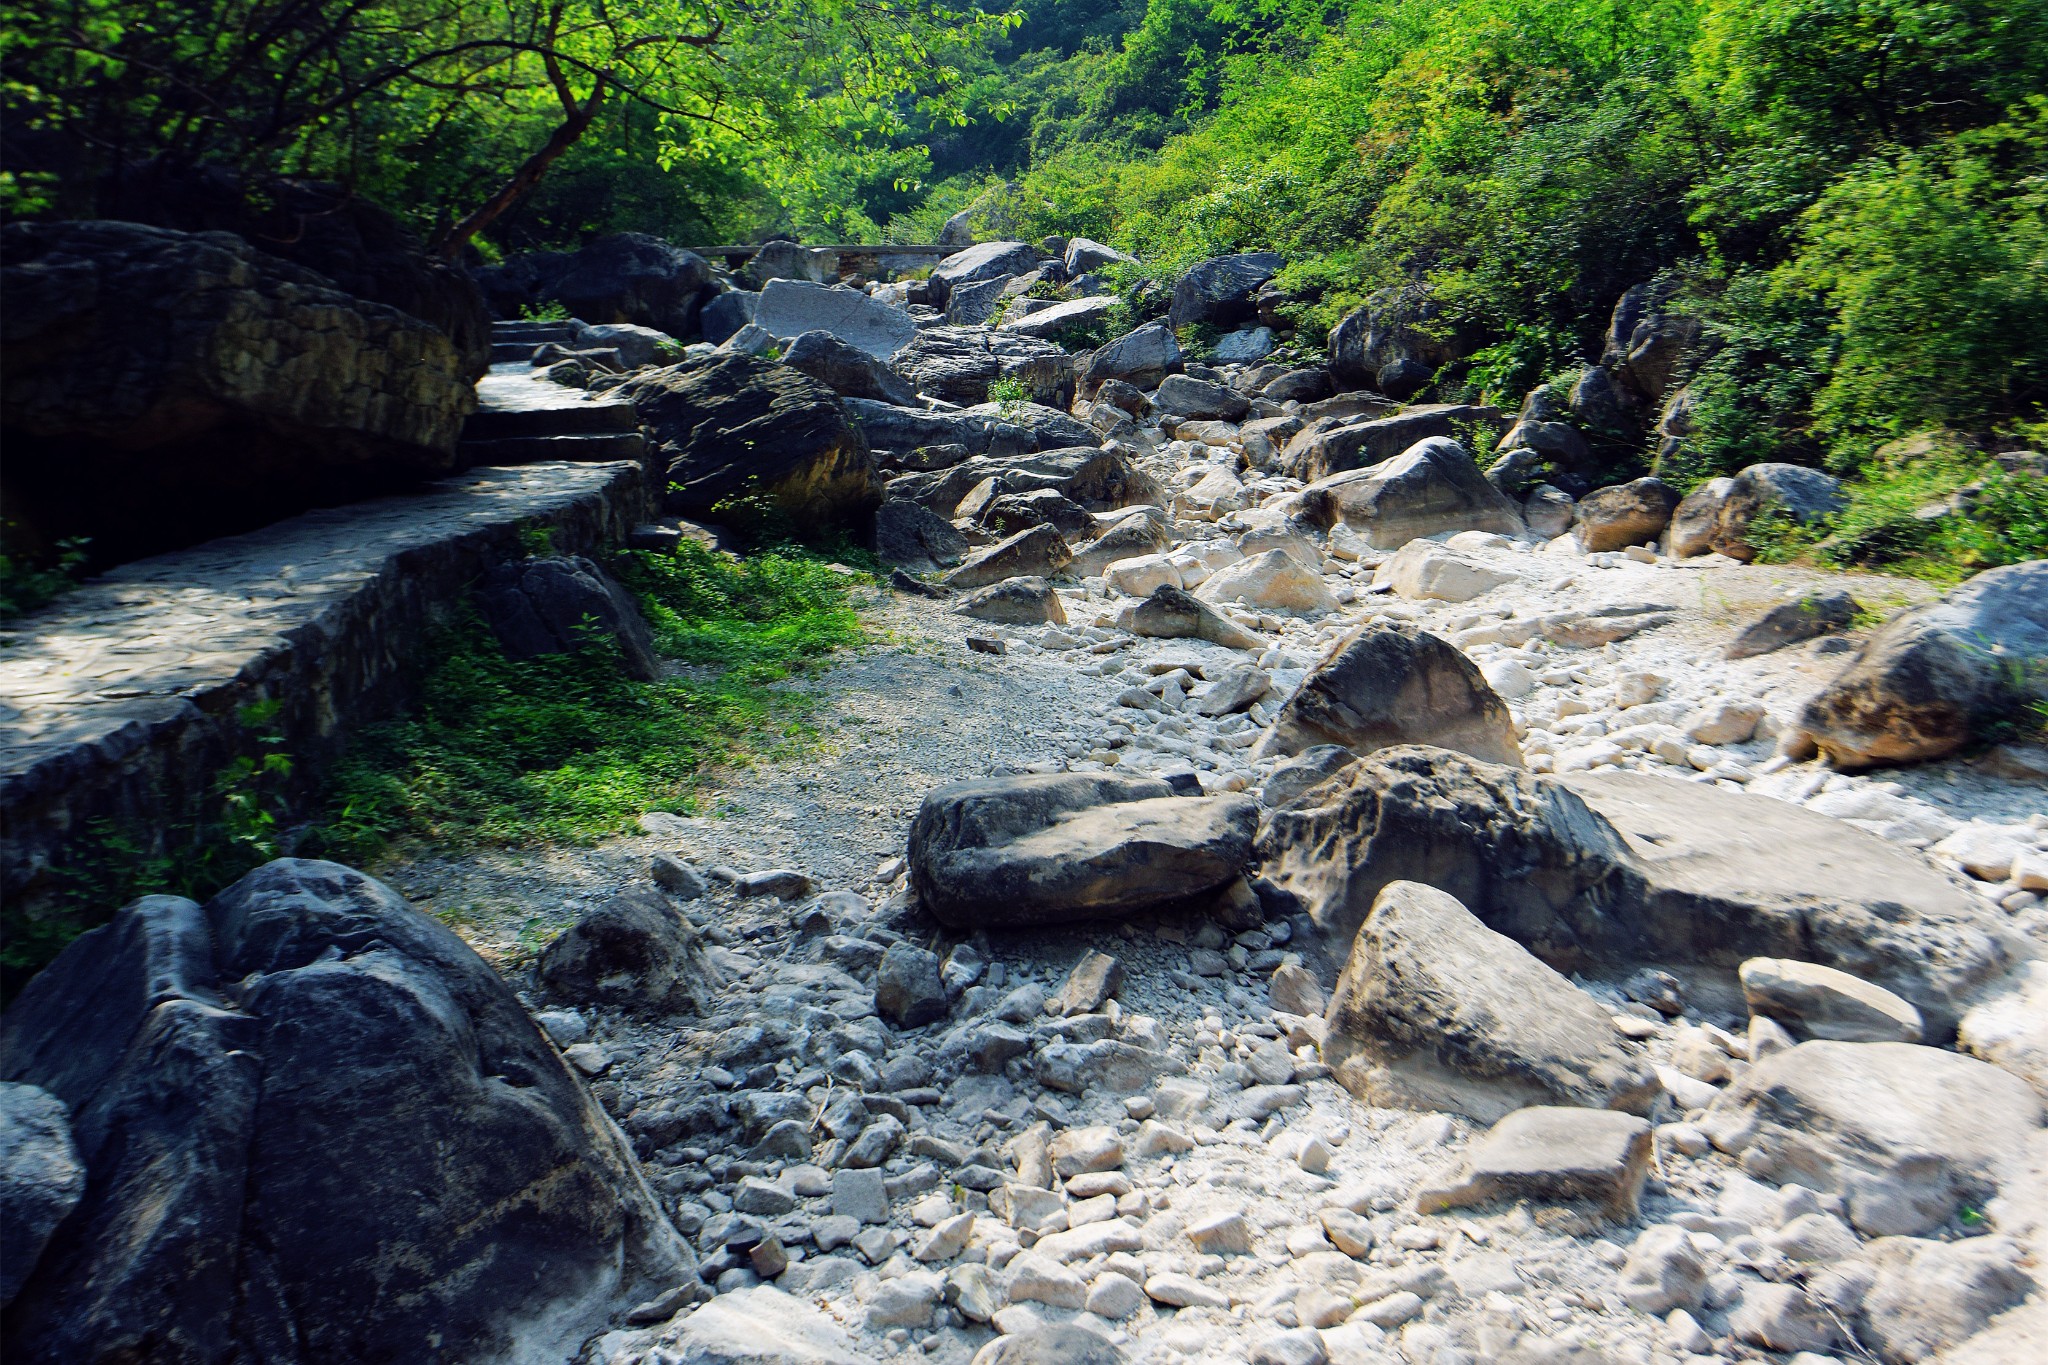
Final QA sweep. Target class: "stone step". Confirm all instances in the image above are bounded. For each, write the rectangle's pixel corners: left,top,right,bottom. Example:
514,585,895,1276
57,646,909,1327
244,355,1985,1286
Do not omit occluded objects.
0,462,652,918
464,399,638,440
491,340,544,363
493,320,582,344
457,432,648,465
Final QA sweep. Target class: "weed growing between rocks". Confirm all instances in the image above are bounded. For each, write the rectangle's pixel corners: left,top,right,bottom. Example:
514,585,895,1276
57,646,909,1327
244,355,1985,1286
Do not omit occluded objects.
309,544,867,863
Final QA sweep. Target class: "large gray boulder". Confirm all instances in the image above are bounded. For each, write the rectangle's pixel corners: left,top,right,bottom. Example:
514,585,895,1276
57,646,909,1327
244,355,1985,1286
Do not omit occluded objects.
611,354,874,527
0,861,692,1364
1151,374,1251,423
1699,1041,2042,1236
1258,625,1522,765
906,446,1159,521
1800,560,2048,769
752,279,917,359
1168,252,1284,331
1257,747,2008,1033
1079,322,1183,396
873,497,969,572
781,329,918,404
1063,239,1134,277
1291,436,1525,547
475,554,662,681
1277,405,1497,484
1323,881,1659,1121
740,240,835,289
0,1083,84,1308
943,524,1073,589
929,241,1040,306
908,774,1258,928
1,220,475,561
1116,584,1265,650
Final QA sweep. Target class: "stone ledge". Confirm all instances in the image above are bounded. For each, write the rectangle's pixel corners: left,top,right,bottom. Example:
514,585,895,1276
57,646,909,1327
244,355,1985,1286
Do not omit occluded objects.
0,461,652,910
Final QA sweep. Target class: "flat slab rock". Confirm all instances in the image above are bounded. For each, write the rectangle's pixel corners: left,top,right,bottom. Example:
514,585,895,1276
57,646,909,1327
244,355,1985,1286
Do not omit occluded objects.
908,772,1258,928
1418,1106,1655,1219
1700,1040,2044,1236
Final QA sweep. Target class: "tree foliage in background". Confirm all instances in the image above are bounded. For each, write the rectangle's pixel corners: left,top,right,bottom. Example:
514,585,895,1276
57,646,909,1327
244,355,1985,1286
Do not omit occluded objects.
0,0,1014,249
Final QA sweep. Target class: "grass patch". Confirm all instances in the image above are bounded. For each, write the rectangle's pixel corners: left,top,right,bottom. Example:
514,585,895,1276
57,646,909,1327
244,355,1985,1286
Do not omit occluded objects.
3,544,867,989
1746,456,2048,584
307,543,867,863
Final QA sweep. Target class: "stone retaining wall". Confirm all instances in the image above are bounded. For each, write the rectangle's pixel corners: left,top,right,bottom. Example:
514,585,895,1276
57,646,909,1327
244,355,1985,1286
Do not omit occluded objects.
0,461,651,914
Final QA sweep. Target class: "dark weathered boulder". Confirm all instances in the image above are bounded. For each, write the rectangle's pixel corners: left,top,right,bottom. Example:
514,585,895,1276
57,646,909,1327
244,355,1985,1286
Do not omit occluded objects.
1291,436,1524,546
551,233,714,338
955,576,1067,625
874,497,970,571
740,240,833,289
1572,477,1679,552
1278,405,1502,484
1262,368,1333,404
1258,625,1522,765
0,1083,83,1309
1601,281,1703,402
1800,561,2048,768
0,860,692,1365
1,220,474,561
1325,288,1468,387
909,774,1259,928
700,289,758,345
1169,252,1284,331
782,330,918,404
102,164,493,378
982,488,1093,539
1151,374,1251,423
960,401,1099,451
1726,590,1859,660
475,554,661,681
945,274,1014,326
1258,747,2008,1034
536,885,719,1010
915,446,1159,521
1079,322,1183,396
1324,881,1659,1120
847,399,1032,460
612,355,874,527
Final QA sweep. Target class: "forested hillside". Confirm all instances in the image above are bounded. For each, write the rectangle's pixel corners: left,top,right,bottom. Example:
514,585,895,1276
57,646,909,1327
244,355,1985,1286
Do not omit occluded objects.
15,0,2036,576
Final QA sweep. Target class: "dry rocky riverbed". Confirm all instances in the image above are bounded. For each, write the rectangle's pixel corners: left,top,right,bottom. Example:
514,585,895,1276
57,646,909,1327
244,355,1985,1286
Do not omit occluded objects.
384,436,2047,1365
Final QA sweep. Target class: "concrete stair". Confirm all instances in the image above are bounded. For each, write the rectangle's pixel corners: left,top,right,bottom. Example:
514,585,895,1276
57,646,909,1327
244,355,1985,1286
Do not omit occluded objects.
460,322,647,465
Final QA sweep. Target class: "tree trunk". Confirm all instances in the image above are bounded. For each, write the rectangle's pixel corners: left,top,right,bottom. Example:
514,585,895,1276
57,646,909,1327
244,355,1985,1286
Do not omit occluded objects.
433,83,603,258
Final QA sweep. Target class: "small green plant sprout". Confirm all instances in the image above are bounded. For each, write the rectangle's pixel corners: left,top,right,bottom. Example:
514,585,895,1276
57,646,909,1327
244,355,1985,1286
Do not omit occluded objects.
517,522,559,557
519,301,571,322
988,377,1032,421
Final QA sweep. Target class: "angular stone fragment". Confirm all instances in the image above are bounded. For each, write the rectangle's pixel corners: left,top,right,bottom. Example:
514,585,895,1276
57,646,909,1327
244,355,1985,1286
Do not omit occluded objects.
944,524,1074,590
1259,626,1522,766
1050,951,1125,1016
536,886,719,1011
1323,882,1659,1121
1118,584,1266,650
973,1323,1126,1365
1725,590,1859,660
875,943,950,1028
1740,957,1924,1043
1859,1235,2033,1364
1197,549,1338,614
1416,1106,1654,1218
1615,1224,1707,1314
0,1083,83,1308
